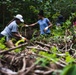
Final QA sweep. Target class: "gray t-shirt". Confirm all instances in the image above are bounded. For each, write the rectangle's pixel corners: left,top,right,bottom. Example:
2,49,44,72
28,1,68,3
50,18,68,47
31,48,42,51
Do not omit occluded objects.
1,20,18,41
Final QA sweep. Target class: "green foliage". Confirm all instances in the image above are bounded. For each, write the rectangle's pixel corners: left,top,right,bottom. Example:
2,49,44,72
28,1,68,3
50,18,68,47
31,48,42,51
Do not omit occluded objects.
32,29,38,38
31,32,51,43
0,37,24,52
31,48,37,53
14,39,25,53
29,5,39,14
52,26,64,37
36,57,49,67
0,1,76,74
14,48,22,53
65,52,74,64
63,20,71,29
60,64,76,75
0,43,6,50
0,37,5,43
0,37,7,50
36,48,59,67
51,46,58,53
52,12,60,19
70,12,76,20
0,0,76,27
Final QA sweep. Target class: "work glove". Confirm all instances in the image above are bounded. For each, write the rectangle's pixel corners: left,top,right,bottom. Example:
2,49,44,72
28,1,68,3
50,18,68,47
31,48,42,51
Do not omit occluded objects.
21,36,26,40
20,34,27,41
44,26,49,32
22,36,28,42
25,25,29,27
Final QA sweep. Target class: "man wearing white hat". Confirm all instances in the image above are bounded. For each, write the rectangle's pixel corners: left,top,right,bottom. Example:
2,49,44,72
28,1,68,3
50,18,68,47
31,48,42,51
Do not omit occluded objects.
0,14,25,48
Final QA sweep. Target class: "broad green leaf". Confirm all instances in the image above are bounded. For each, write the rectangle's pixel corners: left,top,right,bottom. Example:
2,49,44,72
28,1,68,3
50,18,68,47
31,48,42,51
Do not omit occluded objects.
61,65,76,75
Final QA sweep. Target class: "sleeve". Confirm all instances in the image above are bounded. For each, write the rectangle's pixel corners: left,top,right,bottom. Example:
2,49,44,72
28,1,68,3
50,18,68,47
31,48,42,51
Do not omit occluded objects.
46,18,50,25
46,18,50,23
11,25,18,33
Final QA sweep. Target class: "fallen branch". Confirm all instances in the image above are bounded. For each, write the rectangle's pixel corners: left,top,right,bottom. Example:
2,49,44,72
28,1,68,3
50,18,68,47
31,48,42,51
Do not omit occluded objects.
35,41,51,48
26,46,50,52
34,69,61,75
0,43,28,54
18,57,26,74
24,62,37,74
0,67,17,75
26,46,66,57
33,54,66,68
0,57,26,75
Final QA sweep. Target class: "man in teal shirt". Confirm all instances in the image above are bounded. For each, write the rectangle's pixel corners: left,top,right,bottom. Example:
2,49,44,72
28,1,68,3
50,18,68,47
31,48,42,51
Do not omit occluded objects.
25,10,52,35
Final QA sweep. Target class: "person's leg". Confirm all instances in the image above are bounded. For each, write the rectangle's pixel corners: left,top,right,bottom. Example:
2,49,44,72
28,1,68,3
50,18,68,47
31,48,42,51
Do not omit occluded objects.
5,36,15,48
5,40,15,48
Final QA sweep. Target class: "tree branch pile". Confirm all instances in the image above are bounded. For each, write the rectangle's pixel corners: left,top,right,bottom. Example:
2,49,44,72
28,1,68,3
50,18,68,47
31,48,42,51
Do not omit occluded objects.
0,35,76,75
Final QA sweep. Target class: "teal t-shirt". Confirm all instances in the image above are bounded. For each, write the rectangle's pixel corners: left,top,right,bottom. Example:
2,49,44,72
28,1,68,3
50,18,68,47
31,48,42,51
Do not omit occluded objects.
37,18,50,34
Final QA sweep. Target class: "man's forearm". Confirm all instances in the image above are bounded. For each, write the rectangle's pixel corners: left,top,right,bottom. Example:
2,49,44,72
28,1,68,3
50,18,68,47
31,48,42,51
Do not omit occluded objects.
12,33,21,38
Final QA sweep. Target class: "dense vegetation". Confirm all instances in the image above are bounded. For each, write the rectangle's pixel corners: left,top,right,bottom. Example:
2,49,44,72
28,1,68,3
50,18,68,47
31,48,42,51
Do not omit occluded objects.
0,0,76,75
0,0,76,30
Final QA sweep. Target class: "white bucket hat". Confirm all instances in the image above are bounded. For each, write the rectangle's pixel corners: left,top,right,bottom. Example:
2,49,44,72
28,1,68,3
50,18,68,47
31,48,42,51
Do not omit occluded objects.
14,14,24,22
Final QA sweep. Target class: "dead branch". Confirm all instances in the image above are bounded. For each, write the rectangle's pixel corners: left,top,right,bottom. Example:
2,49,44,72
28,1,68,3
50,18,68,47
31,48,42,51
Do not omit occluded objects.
35,41,51,48
24,62,37,74
0,67,17,75
26,46,50,53
34,69,61,75
33,53,66,68
26,46,66,58
0,57,26,75
18,57,26,75
0,43,28,54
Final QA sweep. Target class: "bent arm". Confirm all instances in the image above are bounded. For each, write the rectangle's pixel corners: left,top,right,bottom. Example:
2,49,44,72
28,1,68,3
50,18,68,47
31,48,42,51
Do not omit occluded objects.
44,20,53,31
48,21,53,28
12,32,22,39
46,18,53,28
